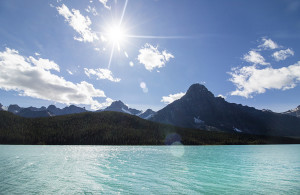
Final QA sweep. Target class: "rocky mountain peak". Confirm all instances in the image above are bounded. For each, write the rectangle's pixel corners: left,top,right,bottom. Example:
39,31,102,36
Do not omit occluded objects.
109,100,128,109
47,105,57,110
185,83,214,99
8,104,21,113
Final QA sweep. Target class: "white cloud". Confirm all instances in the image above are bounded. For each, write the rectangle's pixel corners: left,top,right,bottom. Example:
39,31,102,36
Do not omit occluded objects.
137,43,174,71
34,52,40,56
66,69,73,75
101,35,107,42
84,68,121,82
161,92,185,104
0,48,106,110
57,4,98,42
85,6,98,16
229,61,300,98
28,56,60,72
243,50,269,65
94,47,100,51
140,82,148,93
98,97,114,108
272,48,294,61
218,94,226,99
258,38,279,50
129,61,134,67
99,0,111,10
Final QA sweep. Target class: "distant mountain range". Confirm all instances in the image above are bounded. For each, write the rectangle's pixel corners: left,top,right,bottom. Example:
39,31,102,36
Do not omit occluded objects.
0,100,156,120
4,104,87,118
1,83,300,137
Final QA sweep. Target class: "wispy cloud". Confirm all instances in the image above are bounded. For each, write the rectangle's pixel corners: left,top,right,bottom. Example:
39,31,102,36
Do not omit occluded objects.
137,43,174,71
243,50,269,65
272,48,294,61
0,48,106,110
258,38,279,50
140,82,148,93
66,69,73,75
85,6,98,16
161,92,185,104
99,0,111,10
84,68,121,82
57,4,98,42
29,56,60,72
229,62,300,98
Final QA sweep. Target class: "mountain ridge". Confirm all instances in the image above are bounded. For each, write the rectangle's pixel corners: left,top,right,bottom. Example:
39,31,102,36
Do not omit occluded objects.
150,83,300,137
1,100,156,120
282,105,300,118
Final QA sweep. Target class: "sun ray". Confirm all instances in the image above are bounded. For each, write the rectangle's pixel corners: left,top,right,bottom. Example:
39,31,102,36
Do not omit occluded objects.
119,0,128,26
124,35,190,39
108,43,115,69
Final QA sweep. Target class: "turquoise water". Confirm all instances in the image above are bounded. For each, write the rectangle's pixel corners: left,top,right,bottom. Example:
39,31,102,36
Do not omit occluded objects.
0,145,299,194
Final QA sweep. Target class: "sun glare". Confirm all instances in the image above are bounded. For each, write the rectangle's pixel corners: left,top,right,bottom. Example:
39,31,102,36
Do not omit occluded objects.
107,25,125,44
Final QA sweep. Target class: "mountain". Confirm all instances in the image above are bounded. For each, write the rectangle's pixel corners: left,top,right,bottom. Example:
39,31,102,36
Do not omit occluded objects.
101,100,142,115
100,100,157,119
17,108,52,118
282,105,300,118
47,105,87,116
139,109,156,119
0,110,299,145
27,106,47,112
8,104,22,114
47,105,62,115
61,105,87,115
151,83,300,137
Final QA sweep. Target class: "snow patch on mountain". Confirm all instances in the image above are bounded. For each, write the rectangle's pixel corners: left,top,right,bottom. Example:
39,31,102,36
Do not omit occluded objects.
121,108,132,114
144,113,154,120
233,127,242,133
194,117,204,124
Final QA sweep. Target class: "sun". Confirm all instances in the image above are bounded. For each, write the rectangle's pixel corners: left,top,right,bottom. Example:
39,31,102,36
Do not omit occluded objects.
107,25,125,44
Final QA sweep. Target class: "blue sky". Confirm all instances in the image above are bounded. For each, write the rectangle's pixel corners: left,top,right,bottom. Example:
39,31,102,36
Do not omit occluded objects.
0,0,300,112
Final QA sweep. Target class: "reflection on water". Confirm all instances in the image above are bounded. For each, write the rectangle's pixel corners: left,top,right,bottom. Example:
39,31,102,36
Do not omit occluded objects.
0,145,299,194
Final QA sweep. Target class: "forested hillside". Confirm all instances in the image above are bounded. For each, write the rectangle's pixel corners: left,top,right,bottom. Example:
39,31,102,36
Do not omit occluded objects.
0,111,299,145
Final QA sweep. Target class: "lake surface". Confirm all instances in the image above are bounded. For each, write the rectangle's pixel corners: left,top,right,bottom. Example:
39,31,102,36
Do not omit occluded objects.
0,145,299,194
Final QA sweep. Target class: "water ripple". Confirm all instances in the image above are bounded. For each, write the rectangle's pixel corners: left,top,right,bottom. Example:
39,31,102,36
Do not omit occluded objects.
0,145,300,194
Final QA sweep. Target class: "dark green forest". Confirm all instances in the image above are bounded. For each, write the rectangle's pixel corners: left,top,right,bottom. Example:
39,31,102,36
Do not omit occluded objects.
0,111,299,145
